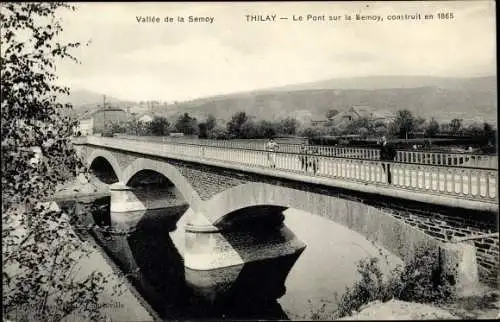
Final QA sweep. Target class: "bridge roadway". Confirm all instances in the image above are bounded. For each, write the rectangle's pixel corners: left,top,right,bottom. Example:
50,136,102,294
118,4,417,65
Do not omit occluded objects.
75,136,498,211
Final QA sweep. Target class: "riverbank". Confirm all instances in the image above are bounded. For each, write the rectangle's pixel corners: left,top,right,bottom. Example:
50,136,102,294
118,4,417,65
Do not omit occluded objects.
63,228,159,321
52,175,159,321
341,287,500,320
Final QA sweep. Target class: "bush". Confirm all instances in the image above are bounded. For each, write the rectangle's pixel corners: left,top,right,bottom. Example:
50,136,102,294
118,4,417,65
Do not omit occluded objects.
335,257,387,318
386,245,454,304
333,244,456,319
149,116,169,136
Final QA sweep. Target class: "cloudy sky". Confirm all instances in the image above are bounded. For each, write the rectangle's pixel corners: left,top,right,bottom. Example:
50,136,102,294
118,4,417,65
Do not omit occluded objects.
56,1,496,102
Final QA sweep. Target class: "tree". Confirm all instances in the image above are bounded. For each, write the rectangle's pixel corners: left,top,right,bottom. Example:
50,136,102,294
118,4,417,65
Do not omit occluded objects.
279,117,299,135
449,118,462,134
149,116,169,136
207,124,228,139
227,111,249,138
425,118,440,138
390,110,416,141
205,114,216,132
345,117,372,136
300,126,329,139
240,119,259,138
198,115,217,139
256,120,278,139
483,122,495,142
198,122,208,139
175,112,198,135
326,109,339,119
415,116,427,132
1,3,117,320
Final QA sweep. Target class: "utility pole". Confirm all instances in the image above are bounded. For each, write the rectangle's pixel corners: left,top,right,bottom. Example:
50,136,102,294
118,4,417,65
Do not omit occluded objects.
103,94,107,134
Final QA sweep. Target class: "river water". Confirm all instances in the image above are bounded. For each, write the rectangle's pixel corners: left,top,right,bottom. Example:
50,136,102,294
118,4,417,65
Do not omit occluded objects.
71,189,401,320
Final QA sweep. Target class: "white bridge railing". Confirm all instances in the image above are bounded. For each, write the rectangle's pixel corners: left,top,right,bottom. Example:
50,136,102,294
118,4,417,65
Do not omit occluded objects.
395,150,497,169
111,135,497,169
78,137,498,205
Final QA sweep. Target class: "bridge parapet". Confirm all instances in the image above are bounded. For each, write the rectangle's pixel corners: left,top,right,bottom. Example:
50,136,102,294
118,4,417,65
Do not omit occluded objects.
111,135,498,169
75,136,498,211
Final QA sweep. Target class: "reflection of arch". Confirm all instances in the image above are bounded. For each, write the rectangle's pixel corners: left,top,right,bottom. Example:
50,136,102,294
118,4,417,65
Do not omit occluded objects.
202,182,440,261
122,158,202,212
87,150,123,181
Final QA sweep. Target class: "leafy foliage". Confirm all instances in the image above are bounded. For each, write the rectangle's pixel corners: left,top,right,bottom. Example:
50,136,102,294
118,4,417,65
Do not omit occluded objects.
255,120,277,139
299,126,329,139
207,124,229,139
279,117,299,135
198,114,217,139
175,112,198,135
226,111,250,138
149,116,170,136
225,112,301,139
333,244,455,319
449,118,463,134
389,110,416,140
1,3,120,320
425,118,440,138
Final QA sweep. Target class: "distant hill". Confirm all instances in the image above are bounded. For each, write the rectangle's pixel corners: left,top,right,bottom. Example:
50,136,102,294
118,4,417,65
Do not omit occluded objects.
163,76,497,125
63,76,497,125
262,75,497,92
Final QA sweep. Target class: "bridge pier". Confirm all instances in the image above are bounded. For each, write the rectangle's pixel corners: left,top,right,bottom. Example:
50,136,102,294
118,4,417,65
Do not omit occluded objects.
109,182,187,233
183,208,306,306
440,242,481,296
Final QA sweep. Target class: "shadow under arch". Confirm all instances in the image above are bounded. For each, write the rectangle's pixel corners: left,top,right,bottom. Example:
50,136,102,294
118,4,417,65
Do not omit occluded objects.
202,182,441,262
121,158,202,213
87,150,123,184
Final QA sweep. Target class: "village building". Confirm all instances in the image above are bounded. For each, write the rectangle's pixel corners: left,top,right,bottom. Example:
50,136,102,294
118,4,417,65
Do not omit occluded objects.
326,106,395,128
78,107,127,134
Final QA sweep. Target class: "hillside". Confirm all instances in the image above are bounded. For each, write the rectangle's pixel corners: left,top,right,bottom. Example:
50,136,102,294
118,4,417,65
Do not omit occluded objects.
263,75,496,92
164,76,496,124
62,76,497,125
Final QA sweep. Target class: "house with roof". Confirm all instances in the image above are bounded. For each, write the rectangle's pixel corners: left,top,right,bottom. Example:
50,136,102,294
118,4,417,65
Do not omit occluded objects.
78,107,127,134
138,114,154,123
77,109,94,136
328,106,394,129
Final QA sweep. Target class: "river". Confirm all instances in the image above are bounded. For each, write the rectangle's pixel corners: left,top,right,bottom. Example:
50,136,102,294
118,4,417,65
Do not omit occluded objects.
72,188,402,321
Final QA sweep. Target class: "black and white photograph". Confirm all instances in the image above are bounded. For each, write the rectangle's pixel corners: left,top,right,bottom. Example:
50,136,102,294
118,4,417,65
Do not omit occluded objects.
1,1,498,321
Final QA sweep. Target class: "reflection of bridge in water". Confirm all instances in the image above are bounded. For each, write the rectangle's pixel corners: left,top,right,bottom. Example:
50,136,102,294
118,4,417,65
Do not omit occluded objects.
70,136,498,317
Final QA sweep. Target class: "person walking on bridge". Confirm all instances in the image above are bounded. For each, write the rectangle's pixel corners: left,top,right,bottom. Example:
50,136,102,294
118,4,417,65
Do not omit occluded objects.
308,146,319,174
265,138,279,168
379,136,396,184
299,143,308,171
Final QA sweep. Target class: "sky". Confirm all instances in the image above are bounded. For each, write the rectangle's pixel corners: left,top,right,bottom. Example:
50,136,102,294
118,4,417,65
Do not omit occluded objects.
55,1,496,102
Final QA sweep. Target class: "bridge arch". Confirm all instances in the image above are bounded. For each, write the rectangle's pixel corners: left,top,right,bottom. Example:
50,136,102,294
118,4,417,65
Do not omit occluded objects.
87,150,123,183
202,182,441,261
121,158,202,212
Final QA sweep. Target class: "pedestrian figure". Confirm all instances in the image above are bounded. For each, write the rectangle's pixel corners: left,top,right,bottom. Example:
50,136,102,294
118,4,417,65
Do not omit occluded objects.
299,143,308,171
309,146,319,174
265,138,279,168
305,146,318,174
379,136,396,184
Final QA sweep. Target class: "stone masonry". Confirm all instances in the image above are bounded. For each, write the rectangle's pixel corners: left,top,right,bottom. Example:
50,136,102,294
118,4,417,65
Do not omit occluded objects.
81,144,498,285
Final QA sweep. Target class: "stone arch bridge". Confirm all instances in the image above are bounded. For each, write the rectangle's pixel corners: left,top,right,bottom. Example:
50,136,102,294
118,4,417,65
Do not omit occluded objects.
73,137,498,288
